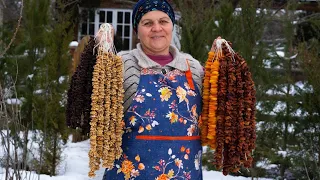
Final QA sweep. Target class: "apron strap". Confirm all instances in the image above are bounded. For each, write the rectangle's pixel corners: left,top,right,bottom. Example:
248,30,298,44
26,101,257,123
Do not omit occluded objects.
185,59,195,90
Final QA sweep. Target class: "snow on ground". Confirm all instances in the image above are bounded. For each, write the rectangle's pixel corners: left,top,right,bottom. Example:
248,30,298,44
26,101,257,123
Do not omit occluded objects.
0,136,271,180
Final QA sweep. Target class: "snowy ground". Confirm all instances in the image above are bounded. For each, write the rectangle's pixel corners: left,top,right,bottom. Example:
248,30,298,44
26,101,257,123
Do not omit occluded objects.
0,136,271,180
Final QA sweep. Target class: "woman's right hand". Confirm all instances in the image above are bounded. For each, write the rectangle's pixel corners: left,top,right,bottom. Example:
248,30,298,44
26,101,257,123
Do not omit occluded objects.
95,23,115,44
210,36,221,52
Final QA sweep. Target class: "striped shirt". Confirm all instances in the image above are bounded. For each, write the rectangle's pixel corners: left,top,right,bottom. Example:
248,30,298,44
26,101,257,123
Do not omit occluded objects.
119,43,204,112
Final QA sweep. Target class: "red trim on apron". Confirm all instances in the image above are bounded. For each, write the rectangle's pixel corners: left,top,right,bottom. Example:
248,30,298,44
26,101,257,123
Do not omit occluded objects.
136,135,200,141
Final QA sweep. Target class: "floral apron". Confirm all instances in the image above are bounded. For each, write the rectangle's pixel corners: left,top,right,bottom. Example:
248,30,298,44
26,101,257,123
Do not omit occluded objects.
103,66,203,180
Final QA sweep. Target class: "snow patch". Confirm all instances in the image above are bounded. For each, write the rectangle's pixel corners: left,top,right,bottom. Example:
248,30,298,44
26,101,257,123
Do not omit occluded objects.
0,131,272,180
214,21,219,27
257,100,305,117
27,74,34,80
69,41,79,48
59,76,66,84
256,160,278,170
6,98,22,105
276,51,285,58
265,82,312,96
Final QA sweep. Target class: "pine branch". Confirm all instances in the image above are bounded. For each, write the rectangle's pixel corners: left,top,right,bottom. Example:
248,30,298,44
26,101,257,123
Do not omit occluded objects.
297,12,320,24
231,0,241,9
0,0,23,57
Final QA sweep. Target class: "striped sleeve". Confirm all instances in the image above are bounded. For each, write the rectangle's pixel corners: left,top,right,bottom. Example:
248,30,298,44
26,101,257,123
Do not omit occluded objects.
118,51,141,112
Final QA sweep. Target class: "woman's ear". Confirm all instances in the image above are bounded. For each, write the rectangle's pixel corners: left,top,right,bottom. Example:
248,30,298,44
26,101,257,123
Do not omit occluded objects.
135,30,140,40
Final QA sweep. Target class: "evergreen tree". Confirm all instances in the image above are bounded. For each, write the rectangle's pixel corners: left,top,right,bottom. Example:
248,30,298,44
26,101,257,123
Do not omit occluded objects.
172,0,217,62
256,1,320,179
0,0,49,171
173,0,270,178
1,0,76,175
293,26,320,179
32,0,76,175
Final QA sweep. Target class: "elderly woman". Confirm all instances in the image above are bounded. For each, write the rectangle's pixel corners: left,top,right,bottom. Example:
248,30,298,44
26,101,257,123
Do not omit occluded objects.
98,0,205,179
66,0,205,179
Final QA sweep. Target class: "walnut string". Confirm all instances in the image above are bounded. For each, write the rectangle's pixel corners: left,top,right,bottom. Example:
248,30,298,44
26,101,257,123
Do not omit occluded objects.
89,23,124,177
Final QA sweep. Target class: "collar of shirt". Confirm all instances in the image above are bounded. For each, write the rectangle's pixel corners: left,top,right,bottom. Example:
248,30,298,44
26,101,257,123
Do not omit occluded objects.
132,43,189,71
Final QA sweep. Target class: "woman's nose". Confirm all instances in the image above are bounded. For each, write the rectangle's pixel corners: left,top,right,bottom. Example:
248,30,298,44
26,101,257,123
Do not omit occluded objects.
151,22,162,32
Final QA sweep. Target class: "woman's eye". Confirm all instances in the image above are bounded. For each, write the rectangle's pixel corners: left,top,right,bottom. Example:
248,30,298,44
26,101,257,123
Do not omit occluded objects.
160,20,169,24
143,22,152,26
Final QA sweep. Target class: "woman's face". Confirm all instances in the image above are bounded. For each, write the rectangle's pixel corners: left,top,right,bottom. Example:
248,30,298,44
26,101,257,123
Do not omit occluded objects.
137,10,173,55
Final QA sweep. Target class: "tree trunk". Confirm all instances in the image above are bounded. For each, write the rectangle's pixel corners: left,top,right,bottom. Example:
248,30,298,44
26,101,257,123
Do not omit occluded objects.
5,130,10,180
72,129,89,142
318,133,320,178
280,119,288,179
14,144,21,180
51,133,57,176
280,59,292,179
22,128,29,170
318,142,320,166
280,164,286,180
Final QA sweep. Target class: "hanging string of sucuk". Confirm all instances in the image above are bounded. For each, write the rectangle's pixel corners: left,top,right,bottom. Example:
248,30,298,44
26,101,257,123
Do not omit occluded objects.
200,37,256,175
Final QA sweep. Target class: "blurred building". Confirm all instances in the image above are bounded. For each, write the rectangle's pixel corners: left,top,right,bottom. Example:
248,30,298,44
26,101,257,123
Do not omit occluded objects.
74,0,319,51
76,0,180,51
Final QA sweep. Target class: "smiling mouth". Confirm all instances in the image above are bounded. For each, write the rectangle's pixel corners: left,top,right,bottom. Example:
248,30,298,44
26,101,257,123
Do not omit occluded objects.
151,36,164,39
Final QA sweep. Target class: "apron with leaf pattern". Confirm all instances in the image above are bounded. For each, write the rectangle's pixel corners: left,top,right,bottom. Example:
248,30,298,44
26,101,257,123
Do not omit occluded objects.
103,66,203,180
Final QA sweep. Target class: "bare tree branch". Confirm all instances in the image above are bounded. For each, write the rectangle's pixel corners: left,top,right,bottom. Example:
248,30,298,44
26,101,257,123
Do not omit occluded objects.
1,0,6,8
0,0,23,57
303,160,311,180
112,0,136,5
64,0,80,8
